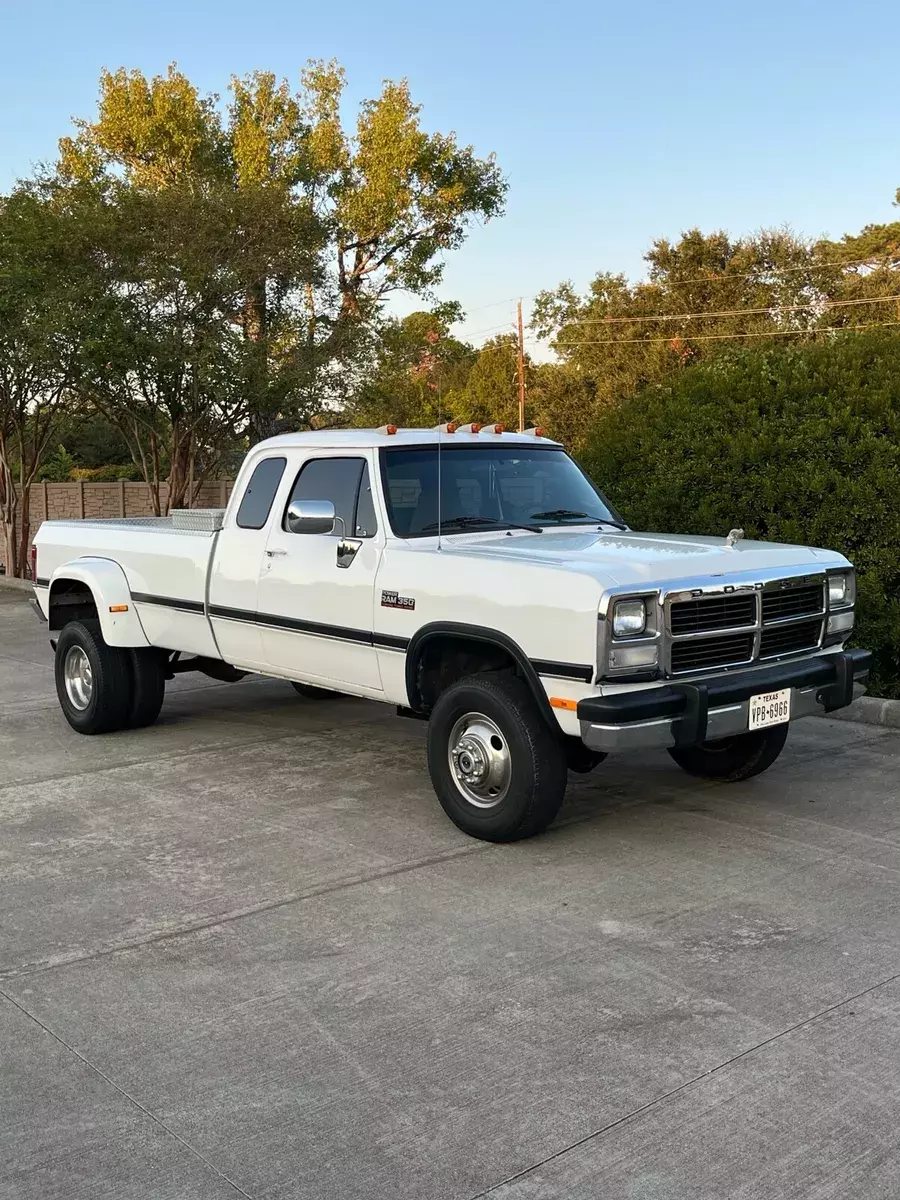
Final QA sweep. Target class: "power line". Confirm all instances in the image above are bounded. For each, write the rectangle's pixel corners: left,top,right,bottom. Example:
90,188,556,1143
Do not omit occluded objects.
465,319,516,339
463,253,900,333
552,292,900,329
555,318,900,348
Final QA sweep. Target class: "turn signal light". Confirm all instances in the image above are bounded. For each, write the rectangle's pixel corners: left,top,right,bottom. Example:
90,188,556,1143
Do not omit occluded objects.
109,604,129,613
549,696,578,711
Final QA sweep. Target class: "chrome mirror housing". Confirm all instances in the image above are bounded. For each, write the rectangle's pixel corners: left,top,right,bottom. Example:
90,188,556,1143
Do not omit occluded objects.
285,499,335,535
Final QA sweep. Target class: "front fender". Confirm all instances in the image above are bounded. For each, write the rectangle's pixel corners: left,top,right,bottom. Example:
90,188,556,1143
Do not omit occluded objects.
49,557,151,648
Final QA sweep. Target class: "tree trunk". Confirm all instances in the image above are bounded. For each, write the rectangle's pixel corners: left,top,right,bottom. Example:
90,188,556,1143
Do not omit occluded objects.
16,483,32,579
246,280,276,445
0,457,20,577
167,426,192,513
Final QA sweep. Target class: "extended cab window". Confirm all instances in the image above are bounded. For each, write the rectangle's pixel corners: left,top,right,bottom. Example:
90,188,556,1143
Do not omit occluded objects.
235,456,287,529
284,457,378,537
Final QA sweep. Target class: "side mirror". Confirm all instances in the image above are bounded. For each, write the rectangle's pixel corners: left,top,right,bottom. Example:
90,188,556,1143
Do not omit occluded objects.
285,499,336,535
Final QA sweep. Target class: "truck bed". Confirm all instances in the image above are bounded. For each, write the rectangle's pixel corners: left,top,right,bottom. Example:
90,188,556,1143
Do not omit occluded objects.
34,511,226,657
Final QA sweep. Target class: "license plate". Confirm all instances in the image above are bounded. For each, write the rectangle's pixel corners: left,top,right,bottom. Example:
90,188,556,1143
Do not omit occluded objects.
749,688,791,731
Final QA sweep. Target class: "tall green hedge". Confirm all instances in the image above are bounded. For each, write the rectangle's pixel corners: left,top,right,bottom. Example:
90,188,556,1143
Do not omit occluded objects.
581,330,900,696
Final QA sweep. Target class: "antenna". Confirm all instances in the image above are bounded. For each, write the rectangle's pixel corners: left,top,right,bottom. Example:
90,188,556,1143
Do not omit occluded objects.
437,418,442,553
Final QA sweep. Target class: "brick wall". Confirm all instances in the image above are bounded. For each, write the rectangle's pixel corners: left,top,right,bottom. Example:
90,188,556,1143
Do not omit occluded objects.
6,480,236,571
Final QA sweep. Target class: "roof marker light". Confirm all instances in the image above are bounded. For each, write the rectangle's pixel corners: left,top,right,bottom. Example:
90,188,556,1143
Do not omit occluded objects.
378,424,398,435
458,423,482,434
491,423,505,434
525,426,546,437
434,422,457,434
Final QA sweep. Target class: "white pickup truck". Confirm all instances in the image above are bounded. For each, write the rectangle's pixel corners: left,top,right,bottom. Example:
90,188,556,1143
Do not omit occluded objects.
32,425,870,842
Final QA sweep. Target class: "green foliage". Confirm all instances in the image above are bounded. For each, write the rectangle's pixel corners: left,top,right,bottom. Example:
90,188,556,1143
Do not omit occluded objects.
58,61,506,442
348,308,475,428
39,445,77,482
580,330,900,695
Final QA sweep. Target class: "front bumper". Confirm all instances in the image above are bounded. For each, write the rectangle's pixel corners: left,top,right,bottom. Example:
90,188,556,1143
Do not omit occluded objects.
578,648,872,753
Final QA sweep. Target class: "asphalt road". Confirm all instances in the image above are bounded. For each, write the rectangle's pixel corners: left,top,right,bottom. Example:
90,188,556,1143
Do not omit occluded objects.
2,587,900,1200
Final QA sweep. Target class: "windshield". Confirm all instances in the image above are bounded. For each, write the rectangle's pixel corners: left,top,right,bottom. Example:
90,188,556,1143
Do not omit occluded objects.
380,445,623,537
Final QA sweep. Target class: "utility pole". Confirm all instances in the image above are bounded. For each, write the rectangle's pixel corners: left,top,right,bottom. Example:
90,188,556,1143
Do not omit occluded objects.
516,299,526,432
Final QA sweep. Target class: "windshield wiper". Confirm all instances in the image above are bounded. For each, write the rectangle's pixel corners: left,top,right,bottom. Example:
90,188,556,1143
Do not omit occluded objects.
531,509,628,530
421,515,542,533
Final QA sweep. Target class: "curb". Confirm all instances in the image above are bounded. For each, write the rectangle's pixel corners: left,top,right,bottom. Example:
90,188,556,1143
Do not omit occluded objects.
0,575,33,593
825,694,900,730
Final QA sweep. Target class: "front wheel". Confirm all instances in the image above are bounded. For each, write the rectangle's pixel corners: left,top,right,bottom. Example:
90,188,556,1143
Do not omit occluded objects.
427,674,568,842
667,723,789,781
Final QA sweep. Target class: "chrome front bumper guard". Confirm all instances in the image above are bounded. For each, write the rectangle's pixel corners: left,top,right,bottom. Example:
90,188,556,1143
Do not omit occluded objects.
578,648,872,753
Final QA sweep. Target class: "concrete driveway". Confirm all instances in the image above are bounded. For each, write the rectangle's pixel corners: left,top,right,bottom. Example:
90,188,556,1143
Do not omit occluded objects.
2,586,900,1200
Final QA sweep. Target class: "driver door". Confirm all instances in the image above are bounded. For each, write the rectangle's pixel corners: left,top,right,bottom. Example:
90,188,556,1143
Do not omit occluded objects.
256,452,384,691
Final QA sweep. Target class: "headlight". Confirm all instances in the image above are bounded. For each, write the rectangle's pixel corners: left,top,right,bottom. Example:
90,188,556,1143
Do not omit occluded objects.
613,598,647,637
828,571,855,608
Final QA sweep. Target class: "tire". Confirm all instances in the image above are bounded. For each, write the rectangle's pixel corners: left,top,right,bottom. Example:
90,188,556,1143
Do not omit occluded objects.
667,723,789,782
291,681,343,699
427,674,568,842
55,619,133,735
127,648,166,728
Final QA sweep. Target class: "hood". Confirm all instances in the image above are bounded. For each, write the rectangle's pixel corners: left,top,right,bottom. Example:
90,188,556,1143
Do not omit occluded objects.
440,528,848,587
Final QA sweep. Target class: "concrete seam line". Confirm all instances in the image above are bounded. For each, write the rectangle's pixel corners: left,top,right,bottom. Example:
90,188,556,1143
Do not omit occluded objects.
0,841,491,981
466,965,900,1200
0,988,258,1200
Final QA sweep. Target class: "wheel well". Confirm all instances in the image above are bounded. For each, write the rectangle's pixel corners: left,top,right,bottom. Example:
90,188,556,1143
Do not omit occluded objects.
408,630,555,727
48,580,98,631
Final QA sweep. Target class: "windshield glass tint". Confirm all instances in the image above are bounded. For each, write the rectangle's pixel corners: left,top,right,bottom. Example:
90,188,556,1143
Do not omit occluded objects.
382,445,618,536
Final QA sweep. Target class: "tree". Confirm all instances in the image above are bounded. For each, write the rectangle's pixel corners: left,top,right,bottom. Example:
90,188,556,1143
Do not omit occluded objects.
348,307,475,428
75,183,258,513
532,228,840,440
450,334,530,429
59,62,506,442
0,188,92,575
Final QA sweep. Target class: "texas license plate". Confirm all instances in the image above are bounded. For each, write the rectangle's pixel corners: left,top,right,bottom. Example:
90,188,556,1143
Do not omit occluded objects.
749,688,791,730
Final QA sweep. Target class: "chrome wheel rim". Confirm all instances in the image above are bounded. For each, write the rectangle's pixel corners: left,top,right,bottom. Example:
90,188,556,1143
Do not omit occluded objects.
448,712,511,809
63,645,93,711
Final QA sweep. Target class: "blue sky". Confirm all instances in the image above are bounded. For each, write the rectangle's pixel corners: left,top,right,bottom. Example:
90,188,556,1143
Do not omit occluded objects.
2,0,899,352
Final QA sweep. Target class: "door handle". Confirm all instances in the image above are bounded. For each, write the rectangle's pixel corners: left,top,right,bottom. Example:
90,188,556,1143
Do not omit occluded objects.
265,549,288,558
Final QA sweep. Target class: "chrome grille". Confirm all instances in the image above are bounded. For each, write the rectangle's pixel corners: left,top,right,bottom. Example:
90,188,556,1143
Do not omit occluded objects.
669,593,756,634
761,584,824,623
760,619,822,659
671,632,755,673
666,574,826,675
